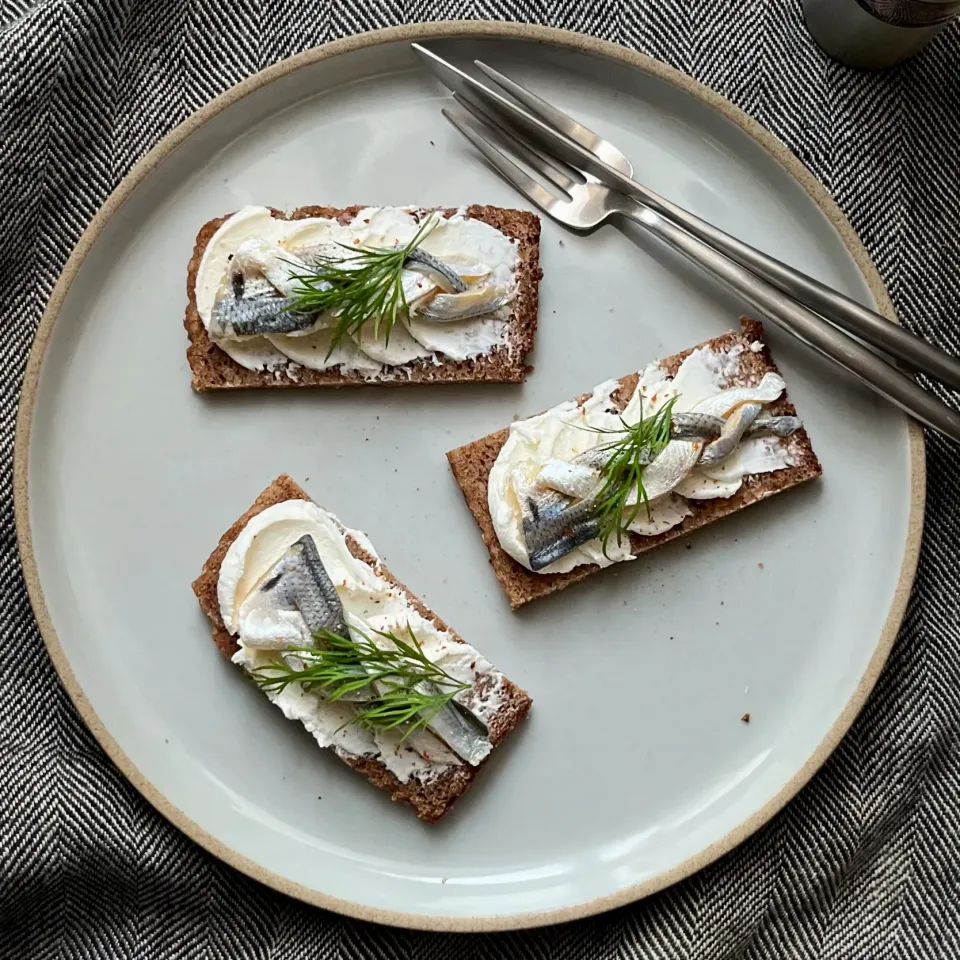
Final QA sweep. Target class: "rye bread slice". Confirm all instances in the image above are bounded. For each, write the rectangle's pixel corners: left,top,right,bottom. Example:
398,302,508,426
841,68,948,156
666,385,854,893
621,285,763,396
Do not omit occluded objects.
447,319,823,610
184,205,541,391
192,474,532,823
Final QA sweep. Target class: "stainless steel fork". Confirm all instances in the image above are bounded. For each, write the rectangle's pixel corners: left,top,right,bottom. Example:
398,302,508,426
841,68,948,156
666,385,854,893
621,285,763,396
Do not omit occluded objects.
412,44,960,444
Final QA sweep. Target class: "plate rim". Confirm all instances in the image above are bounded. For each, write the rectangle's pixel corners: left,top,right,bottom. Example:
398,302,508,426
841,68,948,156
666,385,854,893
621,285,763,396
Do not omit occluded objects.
13,20,926,932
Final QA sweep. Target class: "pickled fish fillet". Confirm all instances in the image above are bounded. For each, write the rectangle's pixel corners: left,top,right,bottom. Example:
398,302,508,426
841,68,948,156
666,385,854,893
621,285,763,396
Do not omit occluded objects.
209,236,505,340
209,242,323,340
521,374,800,570
416,280,514,322
404,249,468,293
258,534,347,637
537,413,801,499
259,545,492,764
521,490,601,572
415,686,491,765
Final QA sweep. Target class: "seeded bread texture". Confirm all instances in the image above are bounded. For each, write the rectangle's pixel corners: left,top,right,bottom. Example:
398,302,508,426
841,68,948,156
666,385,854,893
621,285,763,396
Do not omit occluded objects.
192,475,532,823
446,319,823,610
184,205,542,391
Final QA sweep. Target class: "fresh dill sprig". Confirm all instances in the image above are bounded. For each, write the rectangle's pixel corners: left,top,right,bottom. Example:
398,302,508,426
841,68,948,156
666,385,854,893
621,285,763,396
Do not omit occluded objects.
286,214,438,356
250,623,469,738
581,396,679,554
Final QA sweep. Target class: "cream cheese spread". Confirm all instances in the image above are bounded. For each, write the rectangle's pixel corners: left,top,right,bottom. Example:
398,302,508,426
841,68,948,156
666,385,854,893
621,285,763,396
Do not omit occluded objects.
489,341,799,574
218,499,506,784
195,206,519,377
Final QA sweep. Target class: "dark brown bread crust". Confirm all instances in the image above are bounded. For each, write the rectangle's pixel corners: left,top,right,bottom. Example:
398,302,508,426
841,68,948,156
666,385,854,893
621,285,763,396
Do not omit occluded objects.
446,319,823,610
184,205,542,391
192,475,532,823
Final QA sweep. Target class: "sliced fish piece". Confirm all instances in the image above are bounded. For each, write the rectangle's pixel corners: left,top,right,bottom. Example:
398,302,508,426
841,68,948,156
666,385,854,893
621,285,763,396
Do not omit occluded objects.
629,373,787,502
534,441,623,500
417,280,514,322
401,267,439,306
404,250,492,296
210,289,316,339
521,488,601,572
432,252,493,282
624,411,800,444
231,272,276,300
258,534,347,638
751,414,801,437
699,402,763,465
404,249,468,293
671,412,727,440
234,238,320,298
536,458,603,501
415,686,491,766
535,434,679,500
637,439,704,502
672,411,801,446
534,408,801,498
400,254,493,311
344,612,492,763
699,372,786,418
209,242,322,340
523,374,794,569
296,240,357,272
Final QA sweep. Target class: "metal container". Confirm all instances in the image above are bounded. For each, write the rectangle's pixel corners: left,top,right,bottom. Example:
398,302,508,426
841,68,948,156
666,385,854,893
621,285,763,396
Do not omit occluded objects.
802,0,960,68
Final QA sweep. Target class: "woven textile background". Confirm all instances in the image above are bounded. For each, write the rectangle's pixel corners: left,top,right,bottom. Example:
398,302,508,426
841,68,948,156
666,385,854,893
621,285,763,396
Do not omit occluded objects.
1,0,959,957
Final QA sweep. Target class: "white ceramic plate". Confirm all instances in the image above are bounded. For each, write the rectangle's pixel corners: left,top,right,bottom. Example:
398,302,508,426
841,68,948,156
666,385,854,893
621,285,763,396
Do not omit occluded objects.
16,24,923,931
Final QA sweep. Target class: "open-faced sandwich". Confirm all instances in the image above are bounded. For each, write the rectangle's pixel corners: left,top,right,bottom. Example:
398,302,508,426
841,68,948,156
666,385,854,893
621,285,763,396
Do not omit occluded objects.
447,319,822,608
193,475,531,823
184,205,541,390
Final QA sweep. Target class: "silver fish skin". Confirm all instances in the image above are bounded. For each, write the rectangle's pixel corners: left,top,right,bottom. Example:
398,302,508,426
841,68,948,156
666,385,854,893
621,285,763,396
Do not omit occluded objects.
259,535,347,639
236,239,325,298
535,413,802,499
209,240,338,340
752,414,801,437
699,402,763,465
210,258,319,339
521,489,601,572
670,412,727,440
419,282,514,322
340,612,492,762
210,289,317,339
672,412,801,442
523,384,802,568
611,373,786,503
415,684,492,765
404,249,468,293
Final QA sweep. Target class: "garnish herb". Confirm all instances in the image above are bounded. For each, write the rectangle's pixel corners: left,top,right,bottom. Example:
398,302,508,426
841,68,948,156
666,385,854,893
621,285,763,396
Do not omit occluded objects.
578,396,679,555
286,214,438,357
250,623,469,739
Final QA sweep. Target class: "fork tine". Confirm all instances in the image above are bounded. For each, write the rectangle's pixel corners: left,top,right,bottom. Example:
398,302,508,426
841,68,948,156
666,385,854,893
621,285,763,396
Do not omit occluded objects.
473,60,634,177
413,43,631,195
441,108,559,212
453,92,576,195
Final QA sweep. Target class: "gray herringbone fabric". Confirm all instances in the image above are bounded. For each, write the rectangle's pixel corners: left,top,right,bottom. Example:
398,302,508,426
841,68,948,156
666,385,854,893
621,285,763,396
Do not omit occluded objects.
1,1,958,956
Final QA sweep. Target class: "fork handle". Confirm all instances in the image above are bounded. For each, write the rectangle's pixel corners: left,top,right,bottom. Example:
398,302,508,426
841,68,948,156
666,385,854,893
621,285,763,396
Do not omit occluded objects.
622,183,960,391
618,198,960,443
